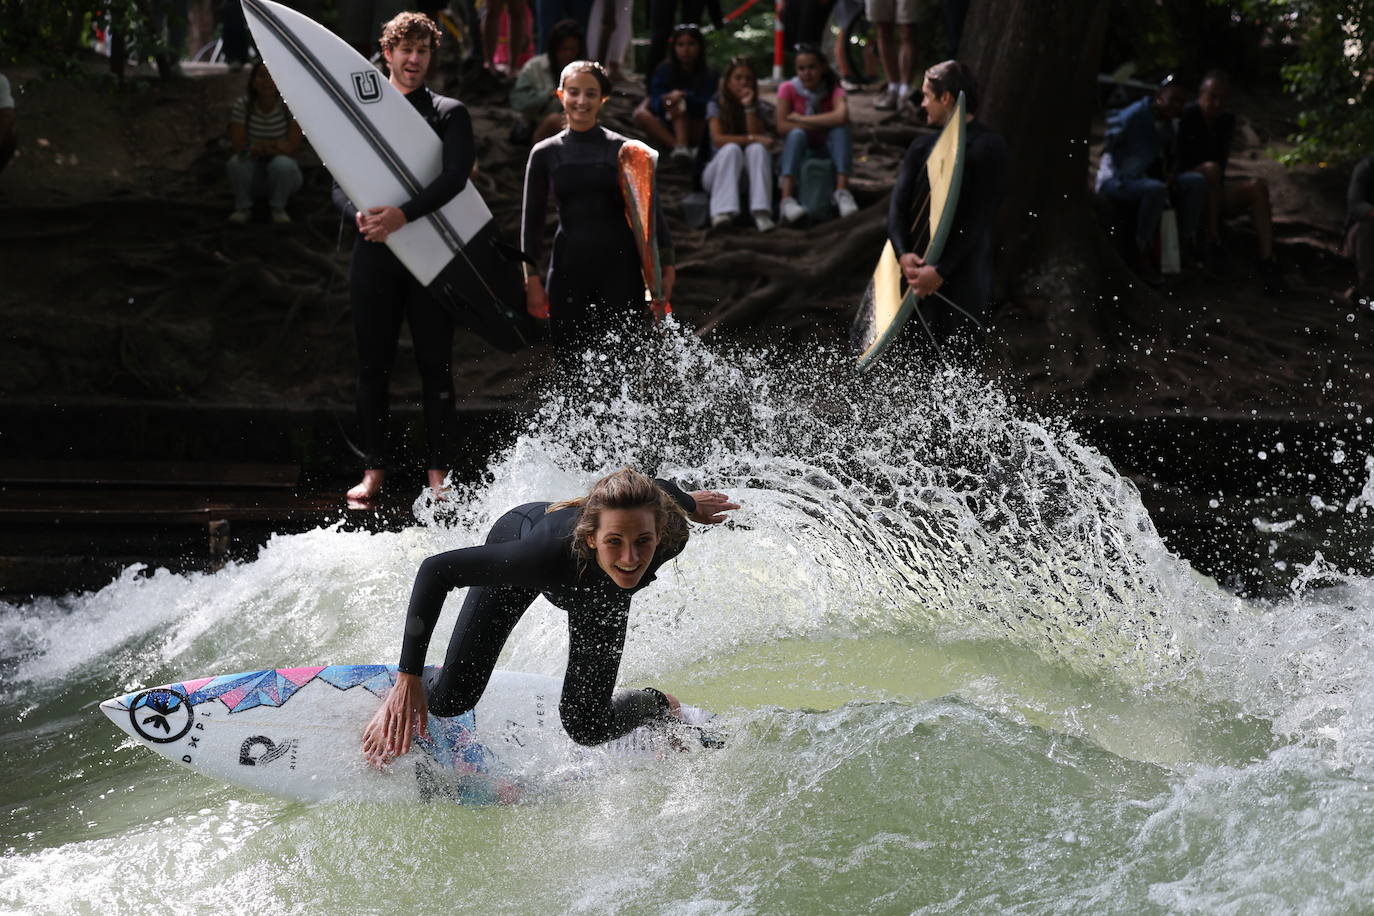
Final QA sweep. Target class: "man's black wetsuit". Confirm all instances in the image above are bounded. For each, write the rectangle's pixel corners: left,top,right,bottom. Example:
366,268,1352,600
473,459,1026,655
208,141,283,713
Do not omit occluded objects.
888,118,1008,358
331,87,475,470
521,125,674,368
399,479,695,745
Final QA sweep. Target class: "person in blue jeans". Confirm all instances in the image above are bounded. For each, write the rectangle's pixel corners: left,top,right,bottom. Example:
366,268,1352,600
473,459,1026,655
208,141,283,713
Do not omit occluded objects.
225,63,304,224
1095,77,1206,281
775,45,856,224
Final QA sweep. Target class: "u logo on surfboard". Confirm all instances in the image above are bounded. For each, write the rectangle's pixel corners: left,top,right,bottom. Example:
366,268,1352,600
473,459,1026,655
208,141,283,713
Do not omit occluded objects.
351,70,382,104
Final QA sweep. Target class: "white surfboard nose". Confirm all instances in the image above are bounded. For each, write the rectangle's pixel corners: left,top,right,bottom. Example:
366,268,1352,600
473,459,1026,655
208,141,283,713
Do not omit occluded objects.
99,696,134,735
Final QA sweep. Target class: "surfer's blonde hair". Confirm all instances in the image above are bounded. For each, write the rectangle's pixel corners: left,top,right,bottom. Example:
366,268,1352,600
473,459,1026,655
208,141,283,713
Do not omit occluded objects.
549,468,689,564
379,12,441,52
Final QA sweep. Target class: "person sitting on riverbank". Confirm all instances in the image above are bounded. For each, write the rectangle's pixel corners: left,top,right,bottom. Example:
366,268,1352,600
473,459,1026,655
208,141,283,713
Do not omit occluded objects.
226,62,304,225
360,468,739,765
632,24,717,164
510,18,586,144
701,57,777,232
1095,77,1206,284
1176,70,1282,292
1346,153,1374,305
776,45,857,224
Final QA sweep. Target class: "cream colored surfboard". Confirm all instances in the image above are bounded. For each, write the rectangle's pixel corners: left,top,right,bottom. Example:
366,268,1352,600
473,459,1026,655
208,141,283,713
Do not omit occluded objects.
852,92,967,370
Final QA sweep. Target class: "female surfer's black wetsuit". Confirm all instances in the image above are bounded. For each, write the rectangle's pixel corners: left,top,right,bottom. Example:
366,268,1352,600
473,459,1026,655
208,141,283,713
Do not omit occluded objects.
399,480,695,745
521,125,675,368
330,87,475,470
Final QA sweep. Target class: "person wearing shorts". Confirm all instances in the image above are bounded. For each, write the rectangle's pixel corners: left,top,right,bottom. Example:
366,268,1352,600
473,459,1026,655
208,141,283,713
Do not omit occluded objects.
865,0,917,111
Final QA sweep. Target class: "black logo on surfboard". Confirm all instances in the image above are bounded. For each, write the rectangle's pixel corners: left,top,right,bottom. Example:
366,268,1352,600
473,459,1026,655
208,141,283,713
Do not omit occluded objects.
351,70,382,103
129,688,194,744
239,735,298,767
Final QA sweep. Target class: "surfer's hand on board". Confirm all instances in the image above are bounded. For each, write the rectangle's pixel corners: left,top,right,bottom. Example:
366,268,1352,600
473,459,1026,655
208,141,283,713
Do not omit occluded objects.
360,206,407,242
361,672,429,769
899,253,943,297
688,490,739,525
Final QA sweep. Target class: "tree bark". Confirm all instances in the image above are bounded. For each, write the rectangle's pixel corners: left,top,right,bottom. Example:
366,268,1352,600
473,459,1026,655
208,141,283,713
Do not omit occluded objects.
961,0,1136,390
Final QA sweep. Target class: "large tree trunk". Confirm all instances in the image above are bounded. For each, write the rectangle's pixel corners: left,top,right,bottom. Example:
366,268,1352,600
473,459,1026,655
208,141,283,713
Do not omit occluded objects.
962,0,1141,392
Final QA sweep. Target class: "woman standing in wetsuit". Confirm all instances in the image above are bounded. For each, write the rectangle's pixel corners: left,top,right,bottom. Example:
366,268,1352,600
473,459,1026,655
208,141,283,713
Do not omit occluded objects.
521,61,676,370
361,469,738,765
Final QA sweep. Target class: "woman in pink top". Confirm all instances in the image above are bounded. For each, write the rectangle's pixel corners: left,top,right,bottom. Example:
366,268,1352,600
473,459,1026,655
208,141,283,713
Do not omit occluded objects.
775,44,856,224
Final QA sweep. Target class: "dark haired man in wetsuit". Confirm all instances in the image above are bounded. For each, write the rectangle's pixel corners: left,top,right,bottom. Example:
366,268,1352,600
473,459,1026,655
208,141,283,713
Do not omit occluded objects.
331,12,473,505
887,59,1008,360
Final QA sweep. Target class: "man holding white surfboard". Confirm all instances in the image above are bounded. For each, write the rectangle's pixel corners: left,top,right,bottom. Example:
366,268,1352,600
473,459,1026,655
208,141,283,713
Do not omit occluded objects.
329,12,477,505
888,60,1007,359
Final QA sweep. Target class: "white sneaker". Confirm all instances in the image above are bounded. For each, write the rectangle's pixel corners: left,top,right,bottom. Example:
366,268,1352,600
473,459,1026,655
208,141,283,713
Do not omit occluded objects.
873,86,898,111
711,211,736,228
833,188,858,218
227,209,250,224
671,145,694,162
271,208,292,224
780,196,806,224
752,210,775,232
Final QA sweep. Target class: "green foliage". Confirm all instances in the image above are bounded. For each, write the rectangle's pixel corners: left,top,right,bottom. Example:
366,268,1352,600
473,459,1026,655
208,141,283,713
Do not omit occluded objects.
1222,0,1374,164
704,2,775,77
0,0,175,79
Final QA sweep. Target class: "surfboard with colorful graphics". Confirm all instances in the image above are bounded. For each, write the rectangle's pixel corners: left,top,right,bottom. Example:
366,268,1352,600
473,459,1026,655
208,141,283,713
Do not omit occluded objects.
618,140,669,318
851,91,967,370
100,666,718,804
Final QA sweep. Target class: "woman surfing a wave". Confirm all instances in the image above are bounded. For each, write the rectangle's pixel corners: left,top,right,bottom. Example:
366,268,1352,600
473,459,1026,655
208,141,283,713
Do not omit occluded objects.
361,468,738,766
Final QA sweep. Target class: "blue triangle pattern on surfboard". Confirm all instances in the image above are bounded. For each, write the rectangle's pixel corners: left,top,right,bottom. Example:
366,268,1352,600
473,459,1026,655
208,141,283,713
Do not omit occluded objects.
317,664,396,696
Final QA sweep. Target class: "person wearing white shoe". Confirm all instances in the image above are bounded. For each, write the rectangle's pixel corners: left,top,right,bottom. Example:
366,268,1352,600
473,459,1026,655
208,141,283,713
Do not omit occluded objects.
776,46,855,225
779,196,807,224
632,24,717,158
833,187,858,218
865,0,916,116
701,57,777,233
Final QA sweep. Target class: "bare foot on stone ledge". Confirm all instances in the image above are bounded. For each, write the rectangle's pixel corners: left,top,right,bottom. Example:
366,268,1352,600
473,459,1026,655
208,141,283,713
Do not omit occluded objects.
346,469,385,507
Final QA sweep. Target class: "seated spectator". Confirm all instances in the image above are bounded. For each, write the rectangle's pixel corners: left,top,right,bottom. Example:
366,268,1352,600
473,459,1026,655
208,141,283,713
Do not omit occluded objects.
702,57,777,231
226,63,304,224
776,44,856,224
511,18,585,144
632,24,717,163
1346,154,1374,304
1177,70,1281,288
1095,77,1206,282
644,0,724,83
0,73,15,177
